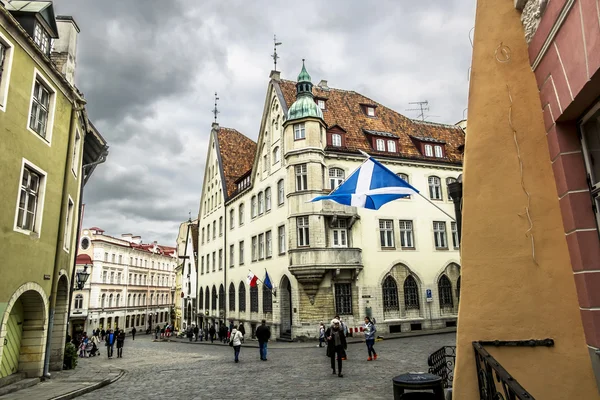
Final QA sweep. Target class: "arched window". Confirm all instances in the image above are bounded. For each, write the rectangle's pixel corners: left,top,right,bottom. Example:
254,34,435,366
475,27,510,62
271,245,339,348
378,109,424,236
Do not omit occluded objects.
272,146,280,164
250,286,259,312
251,196,257,218
438,275,453,307
219,284,225,311
143,294,146,306
115,294,120,307
229,283,236,312
456,276,461,303
382,276,399,311
74,294,83,309
329,168,345,190
199,288,204,309
265,187,272,211
205,286,210,311
212,286,217,311
277,179,285,205
263,285,273,313
403,276,420,309
428,176,442,200
396,173,411,198
127,294,131,307
108,294,113,308
239,203,245,226
258,192,264,215
151,294,154,305
239,282,246,312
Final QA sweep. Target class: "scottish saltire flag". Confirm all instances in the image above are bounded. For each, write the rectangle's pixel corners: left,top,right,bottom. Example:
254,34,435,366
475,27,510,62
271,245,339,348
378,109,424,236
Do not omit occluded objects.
264,271,273,290
311,156,419,210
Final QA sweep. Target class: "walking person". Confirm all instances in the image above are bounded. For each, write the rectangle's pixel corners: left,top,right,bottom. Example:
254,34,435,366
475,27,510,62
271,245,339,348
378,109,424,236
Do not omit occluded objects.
209,325,216,343
318,323,326,348
105,329,116,359
326,319,347,378
334,315,348,360
154,325,160,340
238,323,245,343
116,329,125,358
100,329,106,341
187,326,194,342
193,324,199,341
256,319,271,361
230,325,243,363
363,316,378,361
131,326,136,340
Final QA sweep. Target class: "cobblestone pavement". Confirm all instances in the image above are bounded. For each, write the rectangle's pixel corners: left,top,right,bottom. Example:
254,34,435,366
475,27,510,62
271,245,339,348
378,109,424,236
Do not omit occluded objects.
76,332,455,400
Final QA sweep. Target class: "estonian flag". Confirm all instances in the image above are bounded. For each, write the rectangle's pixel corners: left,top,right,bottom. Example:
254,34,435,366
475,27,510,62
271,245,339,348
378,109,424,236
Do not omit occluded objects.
311,156,419,210
264,271,273,290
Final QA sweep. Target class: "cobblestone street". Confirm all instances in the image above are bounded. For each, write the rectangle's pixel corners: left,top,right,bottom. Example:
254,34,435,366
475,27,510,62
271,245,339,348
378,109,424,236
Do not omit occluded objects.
75,332,455,399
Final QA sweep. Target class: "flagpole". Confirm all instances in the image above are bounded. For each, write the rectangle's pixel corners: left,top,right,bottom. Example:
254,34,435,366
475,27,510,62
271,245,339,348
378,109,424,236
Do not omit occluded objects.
248,269,275,296
417,192,456,221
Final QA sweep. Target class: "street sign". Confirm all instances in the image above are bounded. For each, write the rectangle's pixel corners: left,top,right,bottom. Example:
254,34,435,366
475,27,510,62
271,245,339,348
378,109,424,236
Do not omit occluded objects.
426,289,433,302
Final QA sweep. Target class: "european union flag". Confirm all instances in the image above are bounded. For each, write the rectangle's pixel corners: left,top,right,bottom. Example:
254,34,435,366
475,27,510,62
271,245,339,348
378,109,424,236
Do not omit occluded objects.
264,271,273,290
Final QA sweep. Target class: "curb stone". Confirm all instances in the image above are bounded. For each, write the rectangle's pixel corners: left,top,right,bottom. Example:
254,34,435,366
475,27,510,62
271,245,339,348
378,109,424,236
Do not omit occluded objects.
49,369,126,400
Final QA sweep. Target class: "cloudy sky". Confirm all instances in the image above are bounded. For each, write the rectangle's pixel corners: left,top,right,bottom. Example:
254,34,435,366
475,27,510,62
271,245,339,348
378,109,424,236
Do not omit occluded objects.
51,0,476,246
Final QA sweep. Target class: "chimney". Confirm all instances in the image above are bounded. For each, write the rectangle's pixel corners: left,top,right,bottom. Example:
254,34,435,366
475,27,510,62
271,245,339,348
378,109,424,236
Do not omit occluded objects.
212,122,219,130
51,16,80,85
317,80,329,90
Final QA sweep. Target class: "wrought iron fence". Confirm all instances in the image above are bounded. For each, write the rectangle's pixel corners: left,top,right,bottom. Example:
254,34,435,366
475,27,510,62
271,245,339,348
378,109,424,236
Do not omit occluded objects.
427,345,456,388
473,339,554,400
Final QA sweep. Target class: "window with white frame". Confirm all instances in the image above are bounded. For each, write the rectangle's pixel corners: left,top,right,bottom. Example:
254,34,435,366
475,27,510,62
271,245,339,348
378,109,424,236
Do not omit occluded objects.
213,221,216,238
429,176,442,200
295,164,308,191
376,139,385,151
424,144,433,157
399,220,414,248
266,230,272,257
15,164,46,233
332,133,342,147
277,179,285,205
329,168,345,190
206,224,210,242
0,35,14,110
251,196,257,218
263,153,268,172
219,216,223,236
294,123,306,140
201,256,204,274
206,254,210,272
230,209,234,229
272,146,280,164
278,225,286,254
29,78,53,140
451,222,459,249
434,145,443,158
258,233,265,259
63,197,74,251
331,219,348,247
219,249,223,270
239,203,244,225
297,216,309,246
72,130,81,176
258,192,264,215
239,240,245,265
229,244,234,267
33,23,50,55
379,219,394,248
396,173,411,198
387,140,397,152
251,236,257,261
433,221,448,249
265,187,272,211
366,106,375,117
212,252,216,272
317,99,326,109
74,294,83,309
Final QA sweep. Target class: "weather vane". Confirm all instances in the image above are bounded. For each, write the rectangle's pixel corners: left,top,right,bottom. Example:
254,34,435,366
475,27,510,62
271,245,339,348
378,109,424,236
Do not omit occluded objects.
212,92,220,123
272,34,282,71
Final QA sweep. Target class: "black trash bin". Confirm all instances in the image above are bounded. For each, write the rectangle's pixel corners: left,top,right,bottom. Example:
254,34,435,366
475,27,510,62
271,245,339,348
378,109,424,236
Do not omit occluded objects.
392,373,445,400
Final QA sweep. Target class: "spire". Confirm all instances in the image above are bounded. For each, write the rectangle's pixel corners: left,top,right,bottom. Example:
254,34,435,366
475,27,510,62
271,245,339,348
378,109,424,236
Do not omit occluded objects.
297,59,311,83
287,60,323,122
296,59,313,98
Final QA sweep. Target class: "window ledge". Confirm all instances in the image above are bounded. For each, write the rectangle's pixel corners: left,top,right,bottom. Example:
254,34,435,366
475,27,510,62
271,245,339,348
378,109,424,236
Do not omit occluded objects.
436,247,449,251
380,247,396,250
279,252,286,256
266,256,272,259
401,247,416,250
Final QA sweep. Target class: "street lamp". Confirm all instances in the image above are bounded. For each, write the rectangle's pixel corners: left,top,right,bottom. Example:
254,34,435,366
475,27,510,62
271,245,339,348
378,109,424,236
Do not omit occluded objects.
76,265,90,290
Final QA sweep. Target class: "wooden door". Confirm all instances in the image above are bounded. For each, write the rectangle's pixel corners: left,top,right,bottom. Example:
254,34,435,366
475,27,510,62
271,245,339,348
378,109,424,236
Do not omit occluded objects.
0,300,24,378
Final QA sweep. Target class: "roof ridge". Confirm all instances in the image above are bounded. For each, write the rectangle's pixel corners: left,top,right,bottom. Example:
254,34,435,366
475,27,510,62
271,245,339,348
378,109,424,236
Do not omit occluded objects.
217,126,257,143
411,119,463,130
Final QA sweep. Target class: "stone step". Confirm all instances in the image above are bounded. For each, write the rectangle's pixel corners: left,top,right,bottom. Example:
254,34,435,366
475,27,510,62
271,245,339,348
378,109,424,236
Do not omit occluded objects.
0,373,26,390
0,377,40,397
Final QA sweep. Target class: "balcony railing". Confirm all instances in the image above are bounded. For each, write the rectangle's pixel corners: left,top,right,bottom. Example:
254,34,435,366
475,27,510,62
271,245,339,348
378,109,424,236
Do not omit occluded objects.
473,339,554,400
289,247,362,269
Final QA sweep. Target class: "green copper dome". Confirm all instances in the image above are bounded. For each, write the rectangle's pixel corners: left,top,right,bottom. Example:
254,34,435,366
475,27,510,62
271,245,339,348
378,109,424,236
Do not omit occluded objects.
287,60,323,122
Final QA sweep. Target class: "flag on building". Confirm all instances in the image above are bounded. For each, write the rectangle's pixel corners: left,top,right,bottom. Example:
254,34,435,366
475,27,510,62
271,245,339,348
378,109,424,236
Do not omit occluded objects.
264,270,273,290
311,156,419,210
247,272,258,287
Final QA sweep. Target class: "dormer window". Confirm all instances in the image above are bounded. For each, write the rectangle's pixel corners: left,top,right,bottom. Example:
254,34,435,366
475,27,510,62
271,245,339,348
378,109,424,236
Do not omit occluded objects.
424,144,433,157
33,23,50,55
434,145,443,158
367,107,375,117
332,134,342,147
376,139,385,151
317,99,326,110
387,140,397,153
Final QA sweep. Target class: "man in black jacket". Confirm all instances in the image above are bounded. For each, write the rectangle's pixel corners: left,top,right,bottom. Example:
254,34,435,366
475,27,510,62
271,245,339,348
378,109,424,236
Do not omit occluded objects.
255,319,271,361
326,319,347,377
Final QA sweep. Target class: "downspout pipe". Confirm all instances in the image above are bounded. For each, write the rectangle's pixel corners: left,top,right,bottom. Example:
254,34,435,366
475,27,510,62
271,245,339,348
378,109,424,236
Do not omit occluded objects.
42,101,84,379
448,176,464,246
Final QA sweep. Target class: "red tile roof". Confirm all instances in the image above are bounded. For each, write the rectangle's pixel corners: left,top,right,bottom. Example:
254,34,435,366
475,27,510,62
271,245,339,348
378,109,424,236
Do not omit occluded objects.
76,254,93,265
216,127,257,198
278,80,465,164
190,223,199,254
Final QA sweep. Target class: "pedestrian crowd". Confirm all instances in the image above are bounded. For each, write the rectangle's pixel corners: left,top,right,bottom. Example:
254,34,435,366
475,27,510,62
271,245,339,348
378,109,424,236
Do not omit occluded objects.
69,327,127,359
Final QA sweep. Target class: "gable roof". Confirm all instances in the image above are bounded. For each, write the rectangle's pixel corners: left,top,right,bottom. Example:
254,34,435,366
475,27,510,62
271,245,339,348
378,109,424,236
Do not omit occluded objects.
216,127,257,198
190,223,199,254
277,80,464,164
6,1,59,37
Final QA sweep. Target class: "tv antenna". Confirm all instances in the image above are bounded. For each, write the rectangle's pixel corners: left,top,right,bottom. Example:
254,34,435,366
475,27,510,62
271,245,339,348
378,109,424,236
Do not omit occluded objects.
272,34,282,71
406,100,429,121
212,92,220,123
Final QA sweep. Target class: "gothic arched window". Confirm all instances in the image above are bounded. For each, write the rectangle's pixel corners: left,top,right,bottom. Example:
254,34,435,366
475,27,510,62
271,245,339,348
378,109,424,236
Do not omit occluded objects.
403,275,420,310
263,285,272,313
239,282,246,312
229,283,235,312
382,276,399,311
438,275,453,307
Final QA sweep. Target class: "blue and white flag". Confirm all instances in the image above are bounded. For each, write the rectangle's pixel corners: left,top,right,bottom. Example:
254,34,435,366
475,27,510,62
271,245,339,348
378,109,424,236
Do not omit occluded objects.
311,156,419,210
264,270,273,290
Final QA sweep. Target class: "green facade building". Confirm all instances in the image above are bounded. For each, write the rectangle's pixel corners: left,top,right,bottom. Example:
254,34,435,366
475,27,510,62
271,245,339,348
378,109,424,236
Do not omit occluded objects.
0,1,107,379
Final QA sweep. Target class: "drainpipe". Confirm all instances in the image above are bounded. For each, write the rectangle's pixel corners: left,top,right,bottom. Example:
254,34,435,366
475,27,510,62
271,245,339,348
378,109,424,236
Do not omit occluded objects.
447,175,463,246
42,100,85,379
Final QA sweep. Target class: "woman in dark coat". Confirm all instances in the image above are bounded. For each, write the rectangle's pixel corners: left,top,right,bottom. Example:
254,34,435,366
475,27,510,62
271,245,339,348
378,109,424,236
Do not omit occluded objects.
116,329,125,358
326,319,347,378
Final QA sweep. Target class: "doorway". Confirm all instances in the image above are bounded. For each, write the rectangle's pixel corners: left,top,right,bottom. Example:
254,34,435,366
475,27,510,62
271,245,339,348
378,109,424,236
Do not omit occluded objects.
280,276,292,339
